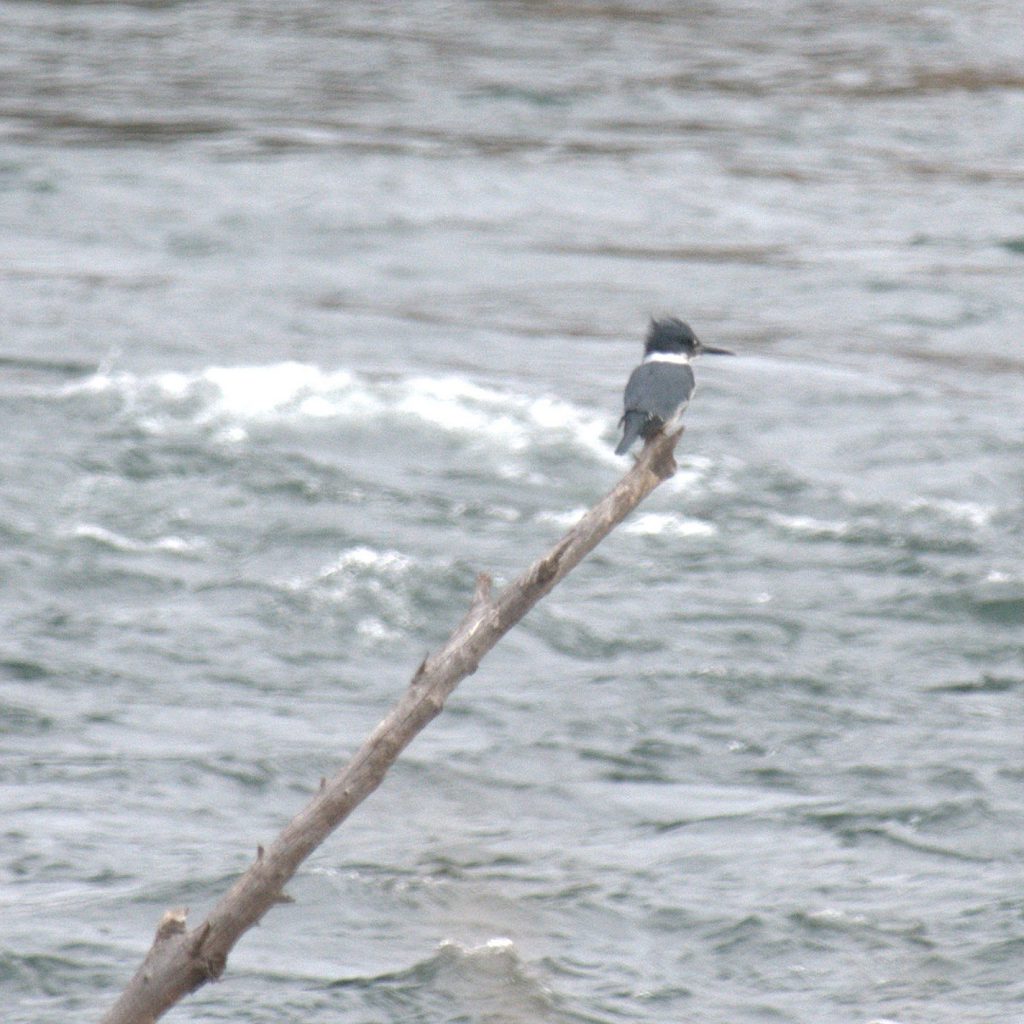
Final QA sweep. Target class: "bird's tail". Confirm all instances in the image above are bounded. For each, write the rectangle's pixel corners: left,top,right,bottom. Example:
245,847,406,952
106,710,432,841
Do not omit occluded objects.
615,411,646,455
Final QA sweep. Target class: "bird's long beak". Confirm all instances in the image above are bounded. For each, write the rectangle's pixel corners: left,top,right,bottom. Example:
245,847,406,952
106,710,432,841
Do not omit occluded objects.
698,343,735,356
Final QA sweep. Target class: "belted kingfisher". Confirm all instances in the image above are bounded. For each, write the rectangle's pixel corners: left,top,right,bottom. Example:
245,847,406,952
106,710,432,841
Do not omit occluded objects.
615,318,733,455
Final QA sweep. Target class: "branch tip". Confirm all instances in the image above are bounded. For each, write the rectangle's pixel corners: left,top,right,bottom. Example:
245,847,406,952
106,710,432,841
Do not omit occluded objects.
410,653,430,684
190,921,212,956
154,908,188,943
535,554,559,586
472,571,493,607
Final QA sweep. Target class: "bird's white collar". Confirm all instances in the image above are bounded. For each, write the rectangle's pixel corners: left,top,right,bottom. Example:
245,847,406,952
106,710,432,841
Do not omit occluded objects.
643,351,691,365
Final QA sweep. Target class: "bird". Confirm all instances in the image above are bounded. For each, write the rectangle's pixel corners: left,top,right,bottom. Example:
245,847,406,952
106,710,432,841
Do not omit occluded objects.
615,317,733,456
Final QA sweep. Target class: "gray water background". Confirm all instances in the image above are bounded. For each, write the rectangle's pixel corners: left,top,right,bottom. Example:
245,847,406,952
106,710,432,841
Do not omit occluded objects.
2,2,1023,1022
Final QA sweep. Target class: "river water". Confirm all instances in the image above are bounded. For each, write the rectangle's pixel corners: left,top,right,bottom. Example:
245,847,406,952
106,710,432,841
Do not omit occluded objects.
2,3,1023,1023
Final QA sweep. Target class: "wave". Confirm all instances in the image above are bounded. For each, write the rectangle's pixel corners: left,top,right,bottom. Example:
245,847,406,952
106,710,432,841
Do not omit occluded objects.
283,544,475,643
68,523,204,555
623,512,717,538
313,545,414,580
534,508,587,529
932,572,1024,626
763,491,998,553
903,497,994,529
535,510,715,538
328,937,566,1021
64,362,617,460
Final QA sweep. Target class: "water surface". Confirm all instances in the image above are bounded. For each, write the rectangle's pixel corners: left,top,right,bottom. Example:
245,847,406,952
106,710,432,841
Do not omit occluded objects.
2,3,1023,1023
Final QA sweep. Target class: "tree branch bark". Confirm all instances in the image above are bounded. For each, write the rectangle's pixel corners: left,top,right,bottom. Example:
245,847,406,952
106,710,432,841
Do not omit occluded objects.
99,427,685,1024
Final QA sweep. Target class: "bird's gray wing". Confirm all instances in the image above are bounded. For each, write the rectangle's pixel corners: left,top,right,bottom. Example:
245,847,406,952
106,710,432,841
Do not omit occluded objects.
623,362,695,422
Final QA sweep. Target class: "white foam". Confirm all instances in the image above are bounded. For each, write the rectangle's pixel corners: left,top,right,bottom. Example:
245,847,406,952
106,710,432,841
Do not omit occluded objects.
804,907,869,928
66,363,363,425
395,375,614,460
214,425,248,444
151,370,191,399
438,936,517,957
769,513,850,538
70,523,202,554
285,546,419,633
316,545,413,579
65,362,617,461
985,570,1014,584
623,513,717,537
907,497,994,529
659,454,715,495
397,388,525,447
201,363,356,419
355,617,401,642
67,370,122,395
485,505,522,522
535,508,587,529
297,394,340,418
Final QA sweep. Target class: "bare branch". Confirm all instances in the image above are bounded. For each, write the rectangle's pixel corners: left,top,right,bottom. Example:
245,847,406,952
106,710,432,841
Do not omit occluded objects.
99,428,684,1024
